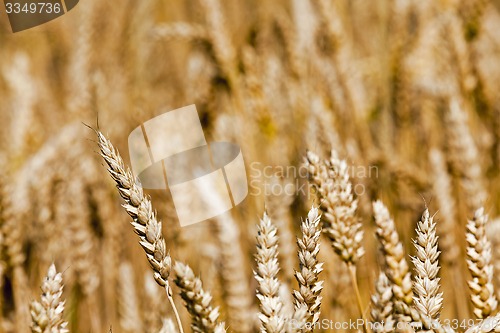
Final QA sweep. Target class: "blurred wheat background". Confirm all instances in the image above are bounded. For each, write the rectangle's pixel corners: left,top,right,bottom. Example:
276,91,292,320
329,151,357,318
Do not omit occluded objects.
1,0,500,332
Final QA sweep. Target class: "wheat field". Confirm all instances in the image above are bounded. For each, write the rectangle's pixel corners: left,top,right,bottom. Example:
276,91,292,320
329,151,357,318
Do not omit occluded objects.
1,0,500,332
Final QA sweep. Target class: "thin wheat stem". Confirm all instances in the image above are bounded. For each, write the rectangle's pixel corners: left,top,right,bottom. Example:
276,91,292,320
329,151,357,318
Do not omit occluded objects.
348,264,370,333
166,283,184,333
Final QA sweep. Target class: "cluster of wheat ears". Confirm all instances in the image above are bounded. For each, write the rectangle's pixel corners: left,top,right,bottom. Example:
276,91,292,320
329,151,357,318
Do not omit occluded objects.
2,0,500,332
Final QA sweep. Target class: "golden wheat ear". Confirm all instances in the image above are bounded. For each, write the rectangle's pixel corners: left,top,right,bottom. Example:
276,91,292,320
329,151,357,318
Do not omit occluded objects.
30,264,69,333
304,150,368,331
411,208,443,320
372,200,413,323
466,207,498,319
292,205,323,332
173,262,226,333
96,131,184,333
304,150,364,265
370,273,395,333
254,211,287,333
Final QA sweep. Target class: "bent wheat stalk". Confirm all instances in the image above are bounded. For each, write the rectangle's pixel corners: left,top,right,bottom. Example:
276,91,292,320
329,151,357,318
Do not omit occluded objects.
97,131,183,333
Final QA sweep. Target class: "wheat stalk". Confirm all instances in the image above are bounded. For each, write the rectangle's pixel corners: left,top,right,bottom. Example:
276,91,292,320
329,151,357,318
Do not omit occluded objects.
371,273,395,333
254,211,287,333
30,264,69,333
173,262,225,333
293,205,323,332
466,207,498,319
96,131,183,333
411,208,443,321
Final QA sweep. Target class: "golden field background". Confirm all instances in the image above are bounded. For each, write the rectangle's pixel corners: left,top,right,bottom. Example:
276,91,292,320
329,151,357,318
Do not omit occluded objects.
1,0,500,332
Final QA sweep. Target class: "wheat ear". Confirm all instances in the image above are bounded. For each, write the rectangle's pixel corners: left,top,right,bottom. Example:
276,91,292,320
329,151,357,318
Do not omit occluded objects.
305,150,367,332
97,131,183,333
159,318,178,333
372,201,413,308
173,262,225,333
445,98,486,213
1,175,30,333
118,262,143,332
466,207,498,319
305,150,364,264
412,208,443,321
254,212,287,333
293,206,323,332
30,264,69,333
371,273,395,333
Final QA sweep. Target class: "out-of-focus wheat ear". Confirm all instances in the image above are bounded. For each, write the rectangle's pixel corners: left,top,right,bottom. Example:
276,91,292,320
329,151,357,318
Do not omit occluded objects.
267,176,297,284
445,98,486,213
304,150,364,265
199,0,236,83
68,0,93,114
152,23,208,42
254,212,287,333
372,200,413,307
91,184,121,325
64,179,101,332
428,149,460,264
215,212,254,333
118,262,143,332
0,176,30,333
158,318,177,333
4,53,36,157
174,262,225,333
293,206,323,332
371,273,395,333
411,208,443,320
30,264,69,333
96,131,183,333
466,208,498,319
143,273,165,333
